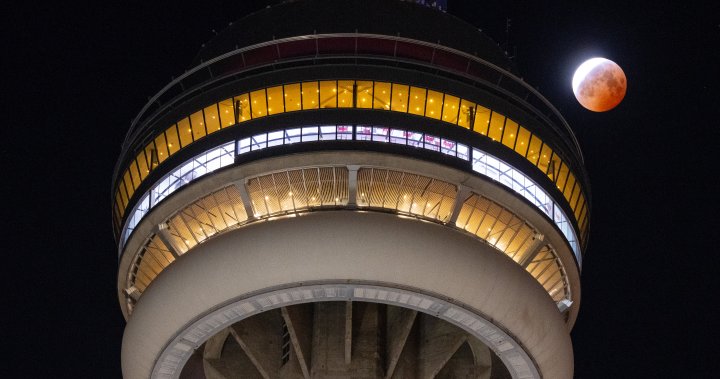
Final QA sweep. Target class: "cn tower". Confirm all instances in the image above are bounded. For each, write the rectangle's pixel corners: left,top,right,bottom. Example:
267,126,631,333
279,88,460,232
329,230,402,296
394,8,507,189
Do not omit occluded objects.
112,1,590,377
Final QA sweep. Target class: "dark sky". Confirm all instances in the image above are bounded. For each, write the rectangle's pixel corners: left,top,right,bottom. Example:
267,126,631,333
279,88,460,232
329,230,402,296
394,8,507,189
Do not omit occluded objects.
4,0,718,377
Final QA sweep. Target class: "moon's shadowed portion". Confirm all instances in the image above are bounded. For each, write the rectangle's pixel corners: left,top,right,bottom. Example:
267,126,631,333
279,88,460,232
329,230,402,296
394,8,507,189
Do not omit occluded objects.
574,59,627,112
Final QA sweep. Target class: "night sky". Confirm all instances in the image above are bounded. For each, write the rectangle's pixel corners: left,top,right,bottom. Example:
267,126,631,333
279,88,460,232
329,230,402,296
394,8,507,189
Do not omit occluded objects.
5,0,718,377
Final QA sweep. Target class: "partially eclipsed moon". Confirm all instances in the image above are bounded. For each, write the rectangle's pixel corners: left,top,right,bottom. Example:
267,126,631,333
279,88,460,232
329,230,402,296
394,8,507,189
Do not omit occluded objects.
572,57,627,112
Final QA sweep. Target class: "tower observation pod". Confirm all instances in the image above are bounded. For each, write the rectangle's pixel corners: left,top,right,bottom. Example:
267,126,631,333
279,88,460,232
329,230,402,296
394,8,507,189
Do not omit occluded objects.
112,1,591,378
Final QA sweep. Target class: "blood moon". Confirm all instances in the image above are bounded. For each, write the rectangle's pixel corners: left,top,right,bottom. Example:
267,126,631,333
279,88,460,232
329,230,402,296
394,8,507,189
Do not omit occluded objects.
572,58,627,112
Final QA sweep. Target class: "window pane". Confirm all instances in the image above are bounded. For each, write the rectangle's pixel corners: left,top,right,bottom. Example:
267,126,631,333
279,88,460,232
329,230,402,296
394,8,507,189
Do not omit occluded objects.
569,184,581,209
165,125,181,155
136,150,150,180
408,86,426,116
319,80,337,108
547,152,562,182
145,142,158,171
203,104,221,134
266,85,284,115
250,89,268,118
425,90,442,119
301,81,319,109
527,134,542,164
118,182,129,209
338,80,354,108
284,83,301,112
218,98,236,126
473,105,491,135
487,111,506,142
538,143,553,174
177,117,193,148
154,133,169,164
501,118,518,149
123,170,135,196
190,110,206,141
574,193,586,221
563,173,576,202
514,126,530,156
441,94,460,124
391,83,409,112
356,81,373,109
129,161,141,188
555,161,569,192
116,191,126,216
373,82,391,110
458,99,475,129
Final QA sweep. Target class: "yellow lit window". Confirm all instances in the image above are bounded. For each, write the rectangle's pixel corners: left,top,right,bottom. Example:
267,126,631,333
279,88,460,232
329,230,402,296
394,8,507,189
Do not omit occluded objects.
129,161,141,188
118,182,128,209
165,125,180,156
547,152,562,182
373,82,391,110
203,104,221,134
123,170,135,196
236,94,251,122
115,197,125,220
538,144,553,175
569,184,581,209
555,161,569,191
190,110,206,141
574,194,586,221
116,192,126,215
563,173,576,202
425,90,443,119
501,118,518,149
301,81,319,109
136,149,150,180
284,83,301,112
391,83,409,112
250,89,268,118
441,94,460,124
527,134,542,164
487,111,506,142
514,126,530,156
579,208,589,234
145,143,158,170
356,81,373,109
266,85,284,115
473,105,491,134
153,134,168,165
177,118,193,148
338,80,354,108
217,98,235,126
408,86,426,116
458,100,475,129
319,80,337,108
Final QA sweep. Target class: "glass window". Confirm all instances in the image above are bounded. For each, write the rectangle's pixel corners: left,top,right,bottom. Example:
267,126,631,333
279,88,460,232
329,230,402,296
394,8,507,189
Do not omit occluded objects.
129,161,141,189
250,89,268,118
266,85,284,115
425,90,443,119
284,83,301,112
203,104,221,134
538,144,553,174
527,134,542,164
165,125,181,156
555,161,569,191
391,84,409,112
319,80,337,108
301,81,319,109
563,173,576,202
373,82,391,110
512,126,529,157
118,182,128,209
574,194,586,221
356,81,373,109
136,150,150,180
123,170,135,196
177,117,193,148
338,80,354,108
487,111,506,142
501,118,518,149
569,184,581,210
458,100,475,129
473,105,491,135
408,86,427,116
190,110,206,141
115,191,125,216
217,98,236,126
153,133,169,164
145,142,158,171
441,94,460,124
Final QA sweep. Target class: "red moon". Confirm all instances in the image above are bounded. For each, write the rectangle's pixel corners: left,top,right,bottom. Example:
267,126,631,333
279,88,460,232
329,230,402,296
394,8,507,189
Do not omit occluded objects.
572,58,627,112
